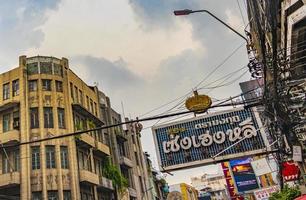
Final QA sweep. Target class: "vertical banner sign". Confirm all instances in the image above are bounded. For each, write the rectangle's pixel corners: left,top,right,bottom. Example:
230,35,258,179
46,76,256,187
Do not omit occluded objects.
229,157,259,193
221,162,244,200
153,107,268,171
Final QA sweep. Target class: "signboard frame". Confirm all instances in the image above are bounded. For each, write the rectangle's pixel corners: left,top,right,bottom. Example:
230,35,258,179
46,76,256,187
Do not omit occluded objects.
152,107,270,171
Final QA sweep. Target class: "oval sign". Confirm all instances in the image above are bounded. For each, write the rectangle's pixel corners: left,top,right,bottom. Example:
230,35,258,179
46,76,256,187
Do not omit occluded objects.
185,91,212,113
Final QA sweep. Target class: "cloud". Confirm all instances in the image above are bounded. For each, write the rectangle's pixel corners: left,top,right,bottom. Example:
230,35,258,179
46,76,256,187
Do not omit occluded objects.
71,55,144,92
0,0,61,68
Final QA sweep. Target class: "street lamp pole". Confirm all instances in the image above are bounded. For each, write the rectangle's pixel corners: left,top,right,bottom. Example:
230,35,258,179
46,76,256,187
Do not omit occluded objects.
173,9,248,42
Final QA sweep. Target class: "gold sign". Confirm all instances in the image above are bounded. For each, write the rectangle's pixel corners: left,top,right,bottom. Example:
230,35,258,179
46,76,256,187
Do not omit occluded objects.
185,91,212,113
168,127,186,135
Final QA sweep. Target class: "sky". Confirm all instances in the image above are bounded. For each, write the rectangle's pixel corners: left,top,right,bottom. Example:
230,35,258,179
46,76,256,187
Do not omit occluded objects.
0,0,250,185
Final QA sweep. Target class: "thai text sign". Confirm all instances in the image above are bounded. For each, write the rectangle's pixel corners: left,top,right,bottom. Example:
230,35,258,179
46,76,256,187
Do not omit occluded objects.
153,107,268,171
253,185,279,200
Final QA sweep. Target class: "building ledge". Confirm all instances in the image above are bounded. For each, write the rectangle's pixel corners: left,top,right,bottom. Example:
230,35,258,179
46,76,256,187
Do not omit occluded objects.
119,156,134,168
98,176,114,191
79,170,99,185
0,129,20,145
94,141,110,156
0,101,19,112
72,103,104,126
128,187,137,198
0,172,20,189
77,133,95,147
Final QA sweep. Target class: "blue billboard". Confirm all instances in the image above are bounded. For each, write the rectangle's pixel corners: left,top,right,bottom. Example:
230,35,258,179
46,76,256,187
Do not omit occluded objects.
152,107,268,171
229,157,259,193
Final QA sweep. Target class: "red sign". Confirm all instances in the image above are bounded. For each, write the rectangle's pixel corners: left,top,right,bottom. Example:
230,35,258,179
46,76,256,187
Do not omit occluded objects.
282,161,300,182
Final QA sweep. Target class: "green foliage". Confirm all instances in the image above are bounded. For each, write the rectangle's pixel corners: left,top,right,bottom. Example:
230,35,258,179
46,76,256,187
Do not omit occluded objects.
87,119,95,129
104,158,128,192
269,185,301,200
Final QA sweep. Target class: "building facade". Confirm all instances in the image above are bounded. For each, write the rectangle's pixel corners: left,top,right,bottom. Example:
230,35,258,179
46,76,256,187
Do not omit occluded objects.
191,173,228,200
0,55,149,200
246,0,306,184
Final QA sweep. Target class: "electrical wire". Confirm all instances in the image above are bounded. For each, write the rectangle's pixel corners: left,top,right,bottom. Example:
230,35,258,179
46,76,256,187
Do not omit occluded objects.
236,0,246,26
0,97,262,149
138,42,245,118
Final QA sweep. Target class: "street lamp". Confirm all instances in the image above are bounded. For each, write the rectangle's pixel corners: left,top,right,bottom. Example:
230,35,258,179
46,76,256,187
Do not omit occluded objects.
173,9,248,42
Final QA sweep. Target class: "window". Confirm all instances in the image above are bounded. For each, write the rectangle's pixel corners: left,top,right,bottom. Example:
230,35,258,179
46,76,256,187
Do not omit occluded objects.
63,191,71,200
29,80,38,92
13,111,20,130
32,192,42,200
54,64,63,77
44,107,54,128
90,99,93,113
30,108,39,128
27,62,39,75
42,79,52,91
94,102,97,116
32,146,40,170
3,83,10,100
46,146,56,168
86,96,89,110
79,90,83,105
58,108,65,129
47,191,58,200
78,150,91,171
60,146,69,169
3,113,10,132
55,81,63,92
70,83,74,100
13,150,20,171
2,153,9,173
135,152,139,166
40,62,52,74
74,86,78,103
80,185,94,200
12,79,19,96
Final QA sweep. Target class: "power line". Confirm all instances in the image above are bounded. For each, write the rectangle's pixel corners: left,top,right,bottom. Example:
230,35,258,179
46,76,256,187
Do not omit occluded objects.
1,97,262,149
139,42,245,118
236,0,246,26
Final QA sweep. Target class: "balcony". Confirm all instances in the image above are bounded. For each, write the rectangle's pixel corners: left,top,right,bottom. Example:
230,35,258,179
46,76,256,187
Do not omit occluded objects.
79,170,99,185
0,129,20,145
78,133,95,147
115,129,127,142
0,101,19,112
94,141,110,156
0,172,20,189
98,176,114,191
119,156,134,168
128,187,137,198
72,103,104,126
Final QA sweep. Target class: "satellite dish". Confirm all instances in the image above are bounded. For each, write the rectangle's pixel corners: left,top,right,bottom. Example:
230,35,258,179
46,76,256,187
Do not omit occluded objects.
167,191,183,200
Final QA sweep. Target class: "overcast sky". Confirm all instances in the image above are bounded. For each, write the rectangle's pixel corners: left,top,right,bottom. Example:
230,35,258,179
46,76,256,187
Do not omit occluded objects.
0,0,250,185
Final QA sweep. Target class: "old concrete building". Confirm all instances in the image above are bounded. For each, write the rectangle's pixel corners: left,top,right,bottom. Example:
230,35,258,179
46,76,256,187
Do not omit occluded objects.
98,91,152,200
0,55,115,199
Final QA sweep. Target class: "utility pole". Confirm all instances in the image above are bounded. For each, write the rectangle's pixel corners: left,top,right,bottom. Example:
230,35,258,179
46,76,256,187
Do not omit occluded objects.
270,0,284,190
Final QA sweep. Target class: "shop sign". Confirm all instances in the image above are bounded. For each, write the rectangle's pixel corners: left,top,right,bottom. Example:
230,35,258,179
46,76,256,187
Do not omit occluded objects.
153,107,268,171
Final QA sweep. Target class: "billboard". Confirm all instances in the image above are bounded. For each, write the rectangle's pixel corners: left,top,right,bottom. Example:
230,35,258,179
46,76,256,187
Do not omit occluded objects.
221,162,244,200
152,107,269,171
239,79,264,103
229,157,259,193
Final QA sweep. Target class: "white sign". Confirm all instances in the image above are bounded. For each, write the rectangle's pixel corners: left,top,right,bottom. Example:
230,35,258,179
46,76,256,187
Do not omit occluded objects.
254,185,280,200
251,158,272,176
163,118,257,153
292,145,302,162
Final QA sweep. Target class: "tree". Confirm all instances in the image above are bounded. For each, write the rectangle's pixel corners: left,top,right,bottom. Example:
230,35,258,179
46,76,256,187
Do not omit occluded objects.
269,185,301,200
